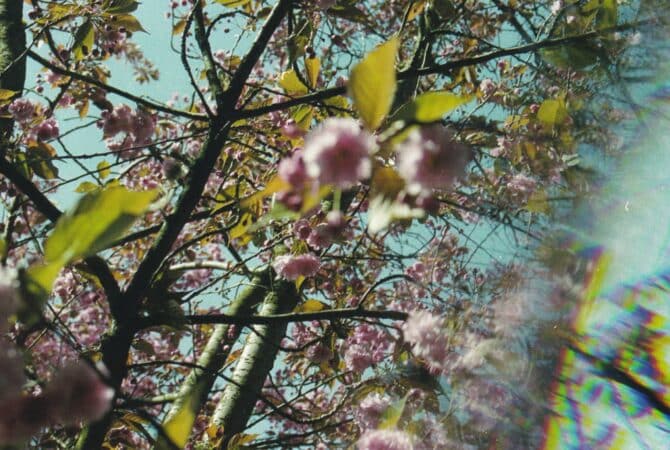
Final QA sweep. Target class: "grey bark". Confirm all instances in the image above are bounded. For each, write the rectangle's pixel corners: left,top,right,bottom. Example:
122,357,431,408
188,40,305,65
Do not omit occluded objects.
161,272,271,426
209,279,299,447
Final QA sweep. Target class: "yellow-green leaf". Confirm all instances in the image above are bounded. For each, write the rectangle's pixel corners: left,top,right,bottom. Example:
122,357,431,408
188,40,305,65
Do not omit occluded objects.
407,0,428,21
393,91,472,123
157,401,195,449
241,175,291,208
73,21,95,60
305,57,320,88
537,99,568,126
229,212,254,245
26,141,59,180
75,181,100,193
279,69,308,95
44,186,157,263
104,0,139,14
216,0,251,8
227,433,258,450
172,18,187,36
0,89,17,101
377,394,409,429
526,189,550,213
349,37,399,130
367,195,424,234
97,161,112,179
110,14,146,33
295,299,328,313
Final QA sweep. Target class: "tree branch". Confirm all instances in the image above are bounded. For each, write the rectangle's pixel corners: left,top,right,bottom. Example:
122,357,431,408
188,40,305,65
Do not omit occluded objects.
187,306,408,326
27,50,207,121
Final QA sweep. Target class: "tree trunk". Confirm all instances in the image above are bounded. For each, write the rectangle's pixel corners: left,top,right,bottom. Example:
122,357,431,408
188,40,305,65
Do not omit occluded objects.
158,272,271,447
0,0,25,137
209,280,298,448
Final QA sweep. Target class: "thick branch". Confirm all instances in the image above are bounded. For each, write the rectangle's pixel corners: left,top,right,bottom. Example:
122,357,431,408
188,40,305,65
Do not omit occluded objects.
0,0,25,136
186,307,407,326
208,280,299,448
77,3,293,447
159,273,271,441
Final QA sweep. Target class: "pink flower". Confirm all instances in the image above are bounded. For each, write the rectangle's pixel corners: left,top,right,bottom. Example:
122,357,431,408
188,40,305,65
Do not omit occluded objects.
480,78,497,97
355,393,392,429
43,361,114,425
8,98,35,124
278,150,308,188
99,104,155,150
507,173,537,201
343,324,392,372
402,311,449,372
34,117,59,141
395,125,470,195
273,253,321,281
305,343,333,364
292,219,312,240
101,104,133,137
302,118,374,188
356,429,414,450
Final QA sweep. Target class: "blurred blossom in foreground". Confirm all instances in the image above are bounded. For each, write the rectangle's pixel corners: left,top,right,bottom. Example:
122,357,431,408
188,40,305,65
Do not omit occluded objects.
541,81,670,448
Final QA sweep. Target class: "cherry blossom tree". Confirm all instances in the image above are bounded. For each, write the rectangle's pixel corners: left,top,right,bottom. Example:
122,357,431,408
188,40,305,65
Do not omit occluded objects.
0,0,662,449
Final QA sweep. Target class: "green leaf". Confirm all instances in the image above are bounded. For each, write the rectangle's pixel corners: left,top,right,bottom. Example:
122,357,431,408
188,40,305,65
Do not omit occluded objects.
75,181,101,193
44,185,157,263
305,57,320,88
367,195,425,234
26,142,59,180
349,37,399,130
0,89,17,101
294,299,328,313
97,161,112,179
328,5,369,23
377,394,409,429
104,0,139,14
537,98,568,126
72,21,95,60
18,262,62,326
279,70,308,95
216,0,251,7
109,14,146,33
393,91,472,123
157,399,196,449
541,45,600,70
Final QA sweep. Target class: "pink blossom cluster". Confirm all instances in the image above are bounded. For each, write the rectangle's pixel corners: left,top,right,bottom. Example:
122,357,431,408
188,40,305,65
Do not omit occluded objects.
401,310,449,372
395,125,470,195
354,392,392,429
507,173,537,202
273,253,321,281
98,104,156,156
291,211,350,250
33,117,60,141
356,429,414,450
479,78,497,97
279,118,374,192
303,118,374,188
343,323,393,372
0,361,113,444
8,98,36,124
0,270,114,445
